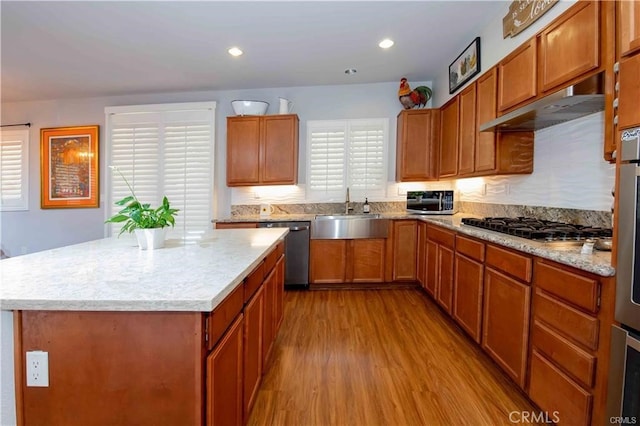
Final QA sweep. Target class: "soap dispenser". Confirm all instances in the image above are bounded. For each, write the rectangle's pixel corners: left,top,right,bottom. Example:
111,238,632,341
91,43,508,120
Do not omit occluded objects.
363,198,370,214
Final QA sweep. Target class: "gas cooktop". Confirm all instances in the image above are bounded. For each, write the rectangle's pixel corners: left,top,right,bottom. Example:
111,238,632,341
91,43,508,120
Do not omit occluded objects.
461,217,612,242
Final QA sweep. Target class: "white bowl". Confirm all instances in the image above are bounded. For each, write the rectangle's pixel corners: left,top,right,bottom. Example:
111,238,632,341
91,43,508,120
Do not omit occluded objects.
231,100,269,116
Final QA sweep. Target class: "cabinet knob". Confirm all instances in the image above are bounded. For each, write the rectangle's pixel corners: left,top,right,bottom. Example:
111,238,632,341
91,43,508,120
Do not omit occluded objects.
613,98,619,109
614,115,619,126
615,81,620,93
614,62,620,73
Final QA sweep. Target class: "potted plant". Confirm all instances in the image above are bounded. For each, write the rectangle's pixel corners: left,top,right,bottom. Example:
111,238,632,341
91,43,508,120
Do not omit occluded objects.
105,166,179,249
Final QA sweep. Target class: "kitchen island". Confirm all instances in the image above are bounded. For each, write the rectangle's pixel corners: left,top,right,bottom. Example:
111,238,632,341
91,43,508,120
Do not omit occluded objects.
0,228,288,426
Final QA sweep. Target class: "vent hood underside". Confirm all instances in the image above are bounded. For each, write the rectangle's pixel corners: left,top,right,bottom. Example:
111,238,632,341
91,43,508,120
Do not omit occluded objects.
479,74,605,132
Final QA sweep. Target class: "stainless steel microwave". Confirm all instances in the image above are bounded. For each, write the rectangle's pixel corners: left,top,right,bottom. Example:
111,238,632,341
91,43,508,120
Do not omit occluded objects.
406,190,454,215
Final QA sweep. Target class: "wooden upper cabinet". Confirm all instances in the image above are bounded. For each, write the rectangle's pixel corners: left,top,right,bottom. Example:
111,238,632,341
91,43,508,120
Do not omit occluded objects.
439,97,459,178
475,68,497,173
538,1,600,93
261,115,299,184
618,54,640,130
498,38,537,112
226,114,299,186
618,0,640,57
458,84,477,176
227,117,261,185
396,109,440,181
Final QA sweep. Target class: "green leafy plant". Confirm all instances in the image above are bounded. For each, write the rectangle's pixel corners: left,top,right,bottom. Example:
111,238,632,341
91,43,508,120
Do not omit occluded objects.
105,166,179,236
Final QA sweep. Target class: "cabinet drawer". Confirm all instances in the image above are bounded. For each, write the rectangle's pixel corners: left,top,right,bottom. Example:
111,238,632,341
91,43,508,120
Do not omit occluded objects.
244,261,265,303
535,290,599,351
427,225,455,248
485,244,532,283
534,260,600,313
265,241,284,273
455,235,485,262
208,284,244,350
528,350,592,426
215,222,259,229
531,320,596,389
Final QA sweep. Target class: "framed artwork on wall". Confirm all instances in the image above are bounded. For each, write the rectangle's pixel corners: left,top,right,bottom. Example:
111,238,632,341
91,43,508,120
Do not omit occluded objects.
449,37,481,94
40,125,99,208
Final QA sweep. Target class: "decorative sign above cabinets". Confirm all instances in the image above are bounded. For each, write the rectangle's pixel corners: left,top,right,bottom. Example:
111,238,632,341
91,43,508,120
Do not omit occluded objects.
503,0,558,38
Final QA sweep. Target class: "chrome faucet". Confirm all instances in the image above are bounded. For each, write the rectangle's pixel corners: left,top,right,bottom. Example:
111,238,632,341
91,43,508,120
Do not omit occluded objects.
345,187,354,215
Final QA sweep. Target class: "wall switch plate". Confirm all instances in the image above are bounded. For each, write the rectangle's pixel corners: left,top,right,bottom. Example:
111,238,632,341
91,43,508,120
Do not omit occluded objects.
26,351,49,387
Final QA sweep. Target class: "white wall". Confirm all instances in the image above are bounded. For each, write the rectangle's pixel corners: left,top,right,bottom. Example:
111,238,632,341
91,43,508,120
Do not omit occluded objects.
456,112,615,211
433,0,578,107
0,80,431,256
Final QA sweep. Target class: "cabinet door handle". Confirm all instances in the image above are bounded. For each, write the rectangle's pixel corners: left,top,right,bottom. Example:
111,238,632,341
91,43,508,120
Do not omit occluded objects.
290,226,310,232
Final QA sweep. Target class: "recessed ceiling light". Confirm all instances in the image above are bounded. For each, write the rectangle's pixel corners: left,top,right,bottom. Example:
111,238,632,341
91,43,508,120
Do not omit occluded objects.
379,39,394,49
228,47,243,57
344,68,357,75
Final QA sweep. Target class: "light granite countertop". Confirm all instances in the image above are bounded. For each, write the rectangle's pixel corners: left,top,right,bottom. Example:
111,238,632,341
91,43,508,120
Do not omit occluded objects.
217,213,615,277
0,228,288,312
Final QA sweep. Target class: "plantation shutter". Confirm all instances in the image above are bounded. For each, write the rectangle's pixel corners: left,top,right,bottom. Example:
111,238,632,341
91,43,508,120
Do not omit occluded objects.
0,129,29,211
307,119,387,198
307,122,346,193
105,103,215,240
348,121,386,191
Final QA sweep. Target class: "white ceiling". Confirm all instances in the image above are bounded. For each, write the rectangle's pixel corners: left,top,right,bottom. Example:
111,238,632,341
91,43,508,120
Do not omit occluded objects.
1,1,505,103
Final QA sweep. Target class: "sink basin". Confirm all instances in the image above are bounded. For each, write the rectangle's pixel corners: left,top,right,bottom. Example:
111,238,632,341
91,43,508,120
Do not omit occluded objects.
314,213,381,219
311,215,388,239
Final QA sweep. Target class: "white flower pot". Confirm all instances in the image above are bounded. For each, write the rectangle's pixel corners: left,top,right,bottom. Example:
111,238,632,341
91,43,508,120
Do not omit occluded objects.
134,228,167,250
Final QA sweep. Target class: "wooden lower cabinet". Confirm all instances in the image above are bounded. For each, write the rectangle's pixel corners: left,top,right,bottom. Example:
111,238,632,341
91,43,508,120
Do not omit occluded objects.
310,240,347,283
424,225,456,313
416,222,427,287
453,253,484,343
310,239,385,284
244,285,265,419
453,235,485,343
527,259,614,426
435,246,455,313
482,267,531,389
216,222,259,229
389,220,417,281
425,239,438,297
528,350,592,426
351,239,386,283
208,313,244,426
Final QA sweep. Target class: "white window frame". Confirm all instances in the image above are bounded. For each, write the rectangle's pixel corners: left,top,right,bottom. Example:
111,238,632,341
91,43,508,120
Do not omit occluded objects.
306,118,388,201
104,101,216,240
0,128,29,211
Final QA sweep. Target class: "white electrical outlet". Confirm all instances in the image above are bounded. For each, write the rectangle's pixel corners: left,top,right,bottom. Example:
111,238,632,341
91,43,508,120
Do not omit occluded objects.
26,351,49,387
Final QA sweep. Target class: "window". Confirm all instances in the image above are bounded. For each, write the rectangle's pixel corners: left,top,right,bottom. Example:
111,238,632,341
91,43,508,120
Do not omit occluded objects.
105,102,216,240
0,129,29,211
307,119,388,199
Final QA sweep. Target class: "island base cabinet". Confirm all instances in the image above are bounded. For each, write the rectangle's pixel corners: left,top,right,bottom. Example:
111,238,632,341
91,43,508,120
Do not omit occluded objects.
244,285,265,420
15,311,206,426
208,313,245,426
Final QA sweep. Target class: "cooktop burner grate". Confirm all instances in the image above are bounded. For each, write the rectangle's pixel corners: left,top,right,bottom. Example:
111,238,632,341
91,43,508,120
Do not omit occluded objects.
461,217,612,242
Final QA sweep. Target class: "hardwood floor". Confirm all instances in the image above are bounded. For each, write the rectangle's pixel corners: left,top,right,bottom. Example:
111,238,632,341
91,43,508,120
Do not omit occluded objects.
248,288,541,426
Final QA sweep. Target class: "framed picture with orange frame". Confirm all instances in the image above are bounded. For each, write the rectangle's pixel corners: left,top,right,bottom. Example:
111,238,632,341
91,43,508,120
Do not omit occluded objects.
40,125,99,208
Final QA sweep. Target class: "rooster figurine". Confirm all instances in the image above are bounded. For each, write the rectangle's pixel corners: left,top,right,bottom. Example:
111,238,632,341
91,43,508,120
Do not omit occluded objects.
398,78,432,109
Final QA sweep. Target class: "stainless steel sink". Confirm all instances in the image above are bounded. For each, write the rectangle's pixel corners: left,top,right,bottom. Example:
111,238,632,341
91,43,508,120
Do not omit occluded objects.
311,214,388,239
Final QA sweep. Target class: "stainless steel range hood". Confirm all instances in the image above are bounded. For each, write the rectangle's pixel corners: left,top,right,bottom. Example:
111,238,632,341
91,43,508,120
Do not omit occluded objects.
479,73,605,132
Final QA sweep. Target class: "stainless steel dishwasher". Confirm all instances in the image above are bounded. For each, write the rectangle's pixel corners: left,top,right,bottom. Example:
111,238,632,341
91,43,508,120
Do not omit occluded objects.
258,221,310,289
